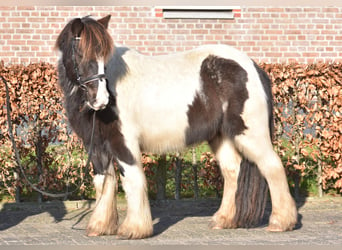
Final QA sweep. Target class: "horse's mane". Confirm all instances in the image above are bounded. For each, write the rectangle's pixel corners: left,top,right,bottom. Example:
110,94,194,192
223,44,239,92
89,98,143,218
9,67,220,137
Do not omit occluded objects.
55,16,114,63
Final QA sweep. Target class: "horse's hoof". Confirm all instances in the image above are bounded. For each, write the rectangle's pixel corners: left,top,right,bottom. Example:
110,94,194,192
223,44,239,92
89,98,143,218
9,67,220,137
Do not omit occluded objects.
86,221,118,237
267,211,297,232
211,224,224,230
266,220,295,232
117,224,153,239
266,224,285,232
211,212,237,230
87,231,101,237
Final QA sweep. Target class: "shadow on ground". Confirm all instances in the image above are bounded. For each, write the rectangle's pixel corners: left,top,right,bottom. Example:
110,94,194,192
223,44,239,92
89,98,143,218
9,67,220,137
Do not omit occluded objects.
0,196,306,237
0,201,67,231
151,195,307,237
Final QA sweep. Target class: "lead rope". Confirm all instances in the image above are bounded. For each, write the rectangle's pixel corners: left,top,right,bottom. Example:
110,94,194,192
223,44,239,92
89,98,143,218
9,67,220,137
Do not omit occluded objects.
1,75,96,199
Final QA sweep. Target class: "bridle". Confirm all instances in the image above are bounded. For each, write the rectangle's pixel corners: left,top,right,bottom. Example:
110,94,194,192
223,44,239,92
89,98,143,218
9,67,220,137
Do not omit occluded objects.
71,37,106,91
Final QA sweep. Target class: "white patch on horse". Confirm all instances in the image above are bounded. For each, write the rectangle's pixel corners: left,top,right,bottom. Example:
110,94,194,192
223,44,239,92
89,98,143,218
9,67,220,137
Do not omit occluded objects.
92,59,109,110
115,50,205,153
117,160,145,200
93,174,105,202
69,85,78,96
57,50,63,61
222,101,228,113
198,78,209,106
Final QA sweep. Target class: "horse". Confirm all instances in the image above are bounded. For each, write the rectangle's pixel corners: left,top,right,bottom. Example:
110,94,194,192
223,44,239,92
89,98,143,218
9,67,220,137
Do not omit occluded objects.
55,15,297,239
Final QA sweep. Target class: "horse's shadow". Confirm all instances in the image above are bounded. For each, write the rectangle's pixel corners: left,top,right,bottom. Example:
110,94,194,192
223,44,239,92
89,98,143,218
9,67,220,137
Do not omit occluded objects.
151,196,306,237
151,199,220,236
0,201,67,231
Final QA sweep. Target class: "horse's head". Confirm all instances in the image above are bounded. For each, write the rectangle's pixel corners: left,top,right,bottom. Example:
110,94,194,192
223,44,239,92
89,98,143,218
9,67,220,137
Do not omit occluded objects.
56,15,114,111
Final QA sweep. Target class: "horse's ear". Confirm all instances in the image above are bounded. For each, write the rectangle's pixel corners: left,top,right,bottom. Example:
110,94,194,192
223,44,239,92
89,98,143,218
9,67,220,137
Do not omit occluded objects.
98,15,111,29
71,18,84,37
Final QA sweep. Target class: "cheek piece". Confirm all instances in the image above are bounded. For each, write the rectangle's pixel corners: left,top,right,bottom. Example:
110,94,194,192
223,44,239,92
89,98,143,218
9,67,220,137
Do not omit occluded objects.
71,37,107,91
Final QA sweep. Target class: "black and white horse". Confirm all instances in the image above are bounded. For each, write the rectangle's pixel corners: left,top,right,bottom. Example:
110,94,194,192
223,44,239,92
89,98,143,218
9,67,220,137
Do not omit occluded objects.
55,15,297,239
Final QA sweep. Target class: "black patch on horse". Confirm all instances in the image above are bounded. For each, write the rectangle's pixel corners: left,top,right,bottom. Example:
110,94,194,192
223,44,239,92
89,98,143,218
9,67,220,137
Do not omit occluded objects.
185,55,249,145
58,61,134,177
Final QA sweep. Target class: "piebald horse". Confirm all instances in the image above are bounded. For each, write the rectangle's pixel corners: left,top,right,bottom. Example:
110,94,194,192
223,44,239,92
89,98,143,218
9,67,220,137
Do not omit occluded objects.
55,15,297,239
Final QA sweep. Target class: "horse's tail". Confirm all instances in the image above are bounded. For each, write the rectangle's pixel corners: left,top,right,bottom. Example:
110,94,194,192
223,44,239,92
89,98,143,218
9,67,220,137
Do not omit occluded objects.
233,159,268,227
232,62,273,228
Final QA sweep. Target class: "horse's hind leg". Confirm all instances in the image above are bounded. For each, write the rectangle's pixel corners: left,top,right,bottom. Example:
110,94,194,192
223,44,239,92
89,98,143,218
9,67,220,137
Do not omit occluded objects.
235,131,297,231
87,156,118,236
209,135,242,229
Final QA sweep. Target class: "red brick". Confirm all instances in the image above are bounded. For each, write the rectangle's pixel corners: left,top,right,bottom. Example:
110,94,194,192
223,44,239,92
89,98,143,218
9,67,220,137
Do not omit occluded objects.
265,52,283,57
16,51,35,57
303,52,320,57
210,29,226,35
239,41,256,46
7,40,26,45
248,52,264,58
285,8,302,12
17,6,35,11
266,30,283,35
304,8,320,12
320,52,338,57
258,41,274,46
312,19,329,24
247,8,266,12
75,6,94,11
8,17,26,22
323,7,339,12
56,6,74,11
46,17,65,23
321,30,338,35
0,6,15,10
155,12,163,18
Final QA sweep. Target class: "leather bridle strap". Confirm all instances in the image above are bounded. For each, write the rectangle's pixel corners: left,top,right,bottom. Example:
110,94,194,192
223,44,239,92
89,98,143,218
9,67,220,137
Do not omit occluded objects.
71,37,107,90
81,73,106,85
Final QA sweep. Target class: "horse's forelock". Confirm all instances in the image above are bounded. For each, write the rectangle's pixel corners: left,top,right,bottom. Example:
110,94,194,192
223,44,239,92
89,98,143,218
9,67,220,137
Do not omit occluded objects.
79,17,114,63
55,17,114,64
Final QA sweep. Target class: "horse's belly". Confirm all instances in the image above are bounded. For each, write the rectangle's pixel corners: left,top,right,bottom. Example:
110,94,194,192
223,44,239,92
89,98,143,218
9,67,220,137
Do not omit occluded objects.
138,110,189,153
139,130,186,153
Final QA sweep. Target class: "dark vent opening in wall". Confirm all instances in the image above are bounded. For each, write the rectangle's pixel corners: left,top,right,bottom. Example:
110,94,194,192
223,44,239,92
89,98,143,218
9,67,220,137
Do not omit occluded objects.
156,7,240,19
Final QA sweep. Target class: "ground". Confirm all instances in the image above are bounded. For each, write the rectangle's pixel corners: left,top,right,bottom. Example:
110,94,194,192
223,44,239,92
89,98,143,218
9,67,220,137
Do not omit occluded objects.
0,197,341,246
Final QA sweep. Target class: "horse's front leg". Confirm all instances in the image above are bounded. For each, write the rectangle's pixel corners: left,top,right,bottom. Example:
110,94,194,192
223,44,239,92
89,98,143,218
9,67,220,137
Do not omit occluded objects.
87,157,118,236
117,159,153,239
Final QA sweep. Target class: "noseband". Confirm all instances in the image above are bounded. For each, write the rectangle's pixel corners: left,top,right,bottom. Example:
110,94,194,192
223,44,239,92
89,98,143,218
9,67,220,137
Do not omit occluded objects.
71,37,106,90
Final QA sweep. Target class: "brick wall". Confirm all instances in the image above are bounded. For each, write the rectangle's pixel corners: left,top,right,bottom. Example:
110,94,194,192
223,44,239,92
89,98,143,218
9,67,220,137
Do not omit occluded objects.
0,5,341,65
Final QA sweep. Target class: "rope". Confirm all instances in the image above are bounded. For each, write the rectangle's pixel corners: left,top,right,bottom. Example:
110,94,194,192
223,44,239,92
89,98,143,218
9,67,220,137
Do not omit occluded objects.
1,75,96,199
